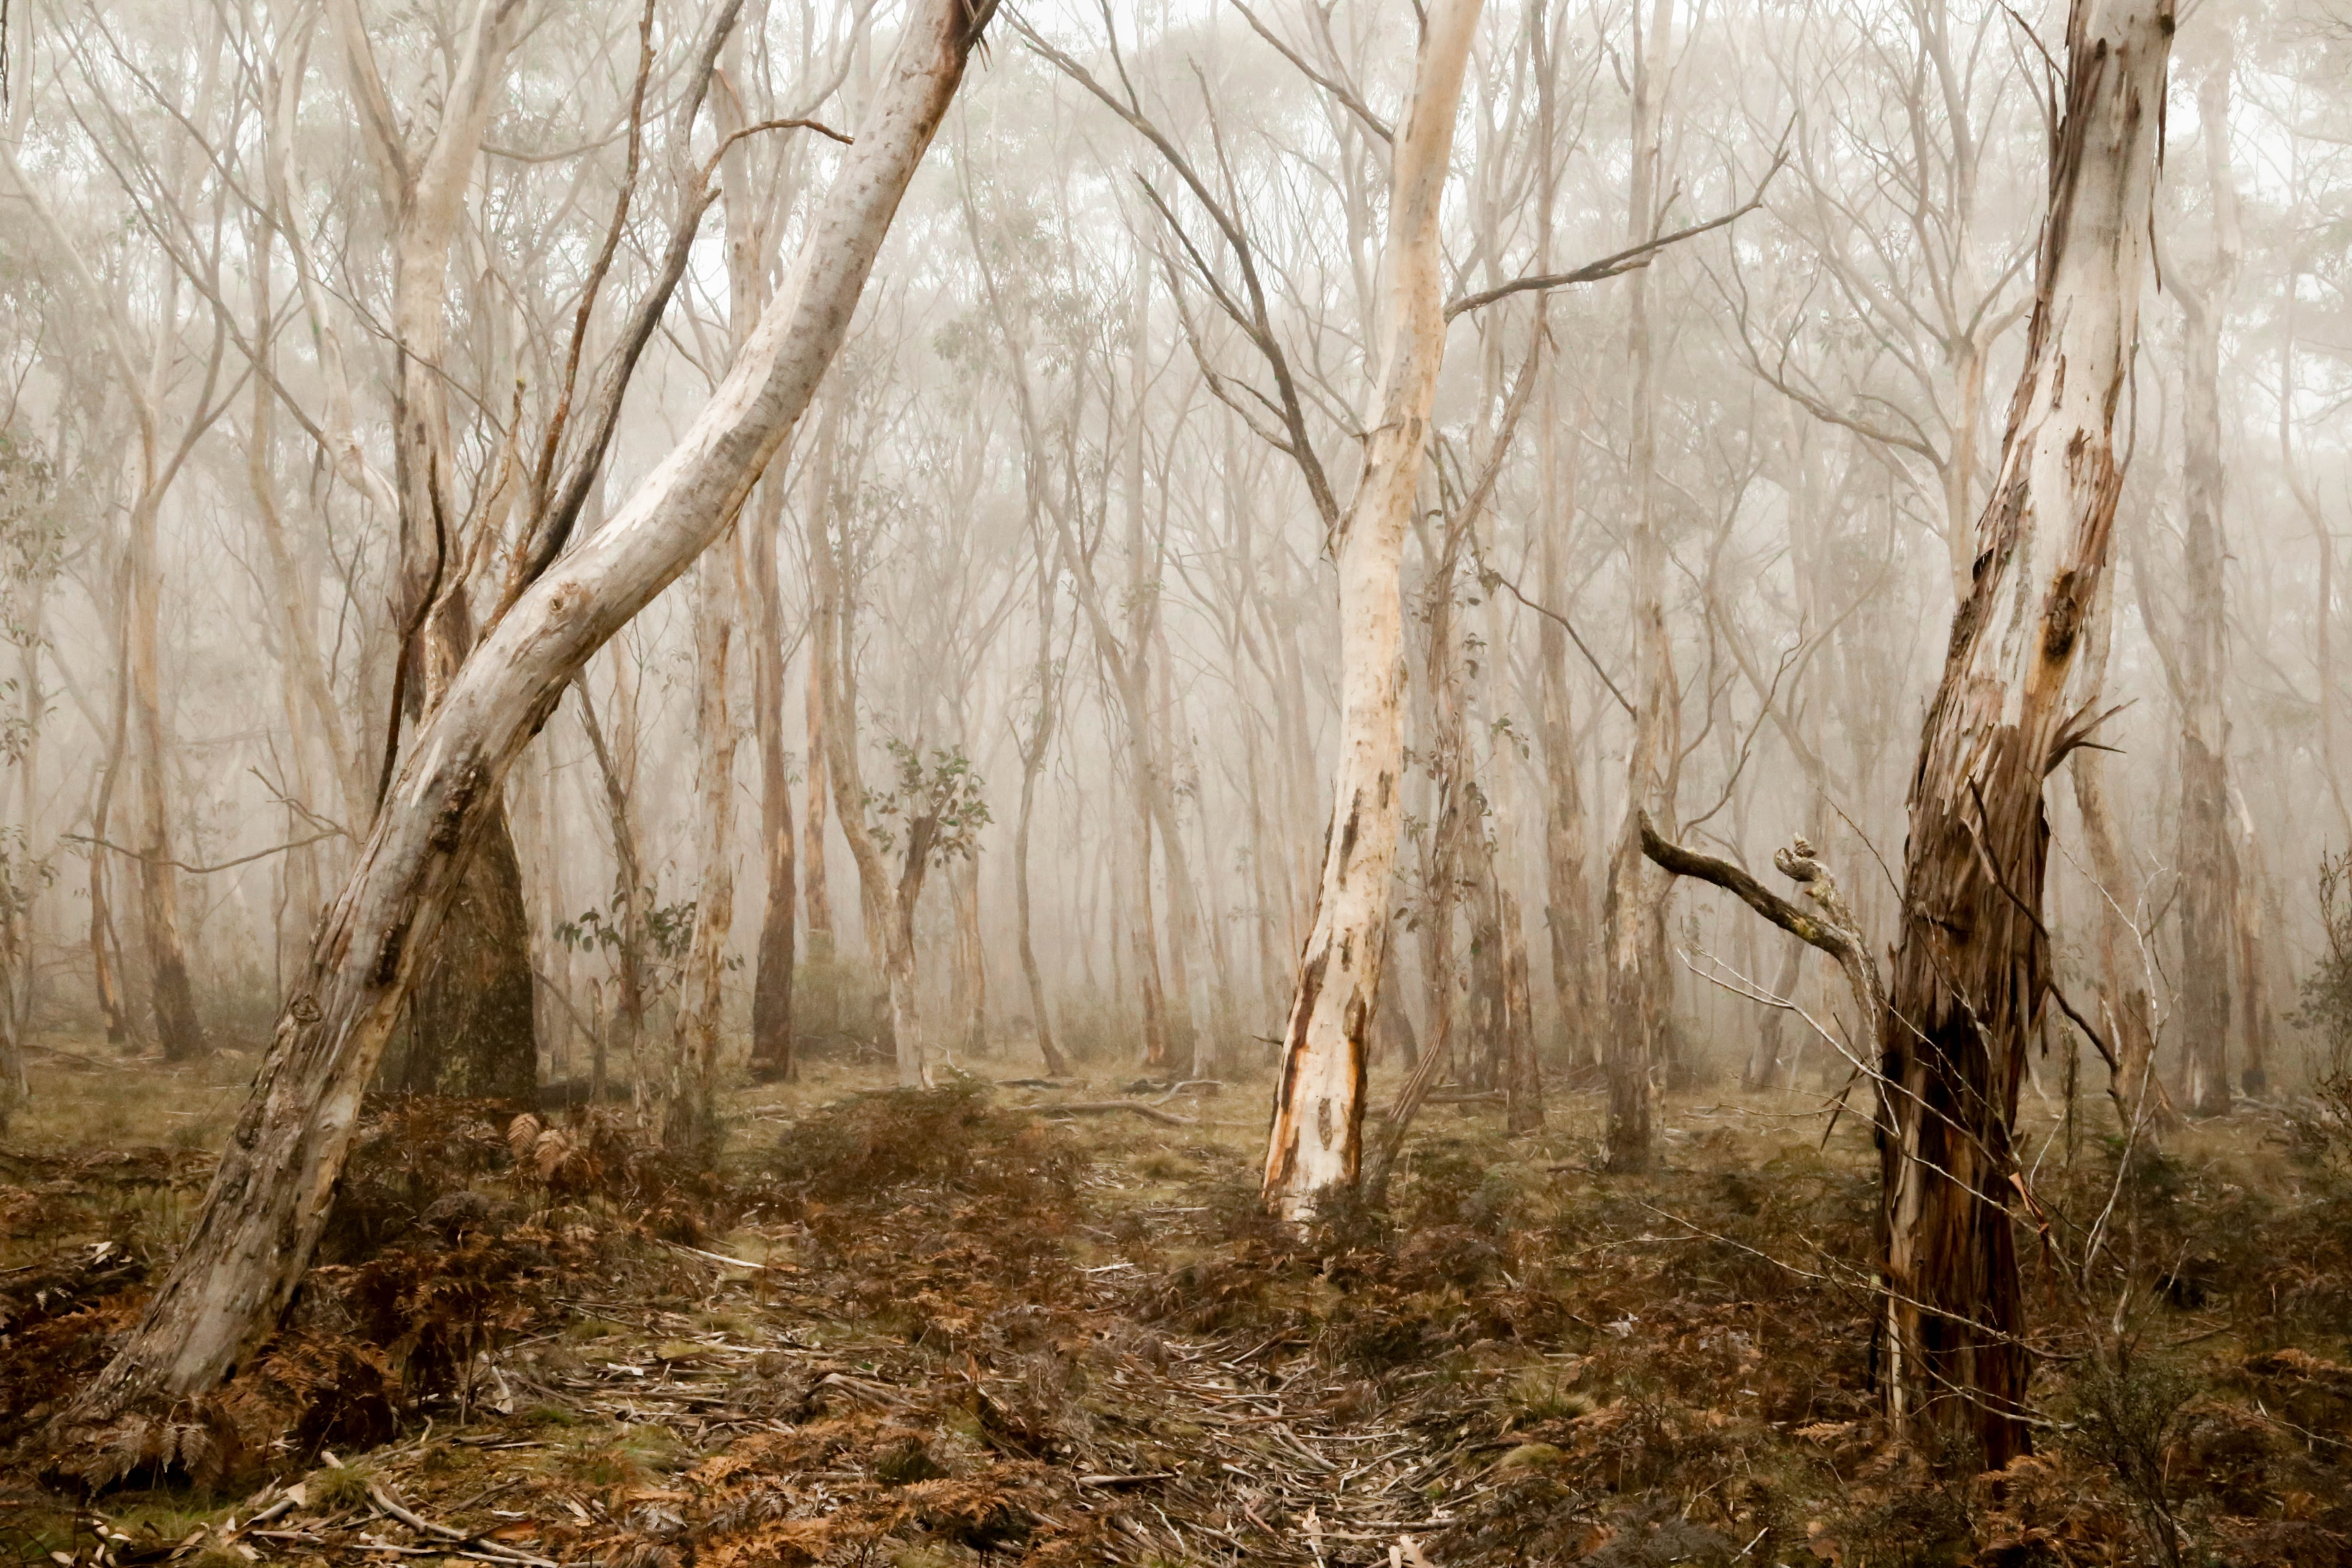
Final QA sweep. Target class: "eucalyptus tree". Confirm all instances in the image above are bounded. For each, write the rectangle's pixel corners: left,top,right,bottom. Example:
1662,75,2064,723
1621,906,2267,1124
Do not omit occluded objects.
1876,0,2173,1466
59,0,997,1429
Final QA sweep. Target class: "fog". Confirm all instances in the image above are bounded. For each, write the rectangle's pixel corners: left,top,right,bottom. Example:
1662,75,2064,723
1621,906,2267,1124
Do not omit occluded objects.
0,0,2344,1137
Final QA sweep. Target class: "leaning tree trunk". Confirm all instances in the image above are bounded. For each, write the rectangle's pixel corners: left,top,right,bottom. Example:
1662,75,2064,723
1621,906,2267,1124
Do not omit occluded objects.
1262,0,1483,1221
55,0,994,1427
1877,0,2171,1470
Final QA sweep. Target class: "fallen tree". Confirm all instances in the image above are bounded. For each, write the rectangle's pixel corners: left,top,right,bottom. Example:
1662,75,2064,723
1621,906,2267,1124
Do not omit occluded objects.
55,0,998,1432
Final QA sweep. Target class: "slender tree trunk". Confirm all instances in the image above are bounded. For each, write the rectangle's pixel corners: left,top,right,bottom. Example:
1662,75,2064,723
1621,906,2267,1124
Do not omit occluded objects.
11,574,41,1059
2232,829,2274,1094
722,64,799,1087
55,0,991,1423
1420,549,1470,1095
1128,741,1170,1069
127,490,203,1061
1749,936,1803,1090
1014,652,1066,1074
746,483,798,1081
1495,856,1542,1133
2071,620,2168,1132
1602,0,1677,1173
806,413,925,1086
1537,437,1598,1062
365,0,538,1099
1263,0,1482,1219
805,652,835,962
662,541,740,1158
951,855,986,1058
245,241,340,987
1876,0,2172,1467
2175,34,2241,1120
573,665,645,1103
88,639,134,1050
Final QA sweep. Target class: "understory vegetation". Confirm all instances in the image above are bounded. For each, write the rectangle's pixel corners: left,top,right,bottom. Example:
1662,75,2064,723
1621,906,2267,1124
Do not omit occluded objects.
5,1052,2349,1567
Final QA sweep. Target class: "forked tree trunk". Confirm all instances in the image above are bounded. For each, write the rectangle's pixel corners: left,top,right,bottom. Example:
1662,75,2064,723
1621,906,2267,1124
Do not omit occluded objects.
1877,0,2171,1469
1262,0,1483,1220
805,411,927,1087
355,0,538,1099
56,0,993,1424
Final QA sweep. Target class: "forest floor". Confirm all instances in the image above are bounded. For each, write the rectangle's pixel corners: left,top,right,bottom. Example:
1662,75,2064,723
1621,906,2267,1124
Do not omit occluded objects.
4,1037,2352,1568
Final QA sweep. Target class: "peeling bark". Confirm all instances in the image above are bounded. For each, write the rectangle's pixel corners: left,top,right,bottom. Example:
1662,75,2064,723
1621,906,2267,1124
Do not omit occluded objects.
1263,0,1482,1220
1877,0,2173,1468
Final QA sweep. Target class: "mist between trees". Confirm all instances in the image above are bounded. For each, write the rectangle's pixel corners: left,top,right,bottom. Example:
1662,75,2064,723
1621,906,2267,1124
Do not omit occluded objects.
0,0,2350,1545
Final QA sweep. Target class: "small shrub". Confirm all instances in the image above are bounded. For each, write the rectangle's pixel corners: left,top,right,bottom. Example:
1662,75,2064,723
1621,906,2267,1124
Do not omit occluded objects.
768,1083,1082,1207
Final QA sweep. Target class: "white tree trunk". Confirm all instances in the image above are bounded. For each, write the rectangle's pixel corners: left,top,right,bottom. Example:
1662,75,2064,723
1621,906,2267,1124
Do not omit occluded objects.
1261,0,1484,1221
60,0,995,1423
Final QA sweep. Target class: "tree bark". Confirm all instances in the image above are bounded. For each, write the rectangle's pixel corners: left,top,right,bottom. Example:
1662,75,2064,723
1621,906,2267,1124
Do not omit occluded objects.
2070,613,2168,1132
1748,936,1803,1090
2174,34,2240,1119
89,570,136,1050
662,541,740,1158
804,646,836,962
1877,0,2172,1468
1536,446,1598,1062
393,808,536,1099
1262,0,1482,1220
126,466,204,1063
572,664,646,1104
746,480,799,1082
1601,0,1678,1173
805,408,925,1085
340,0,540,1100
58,0,993,1422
